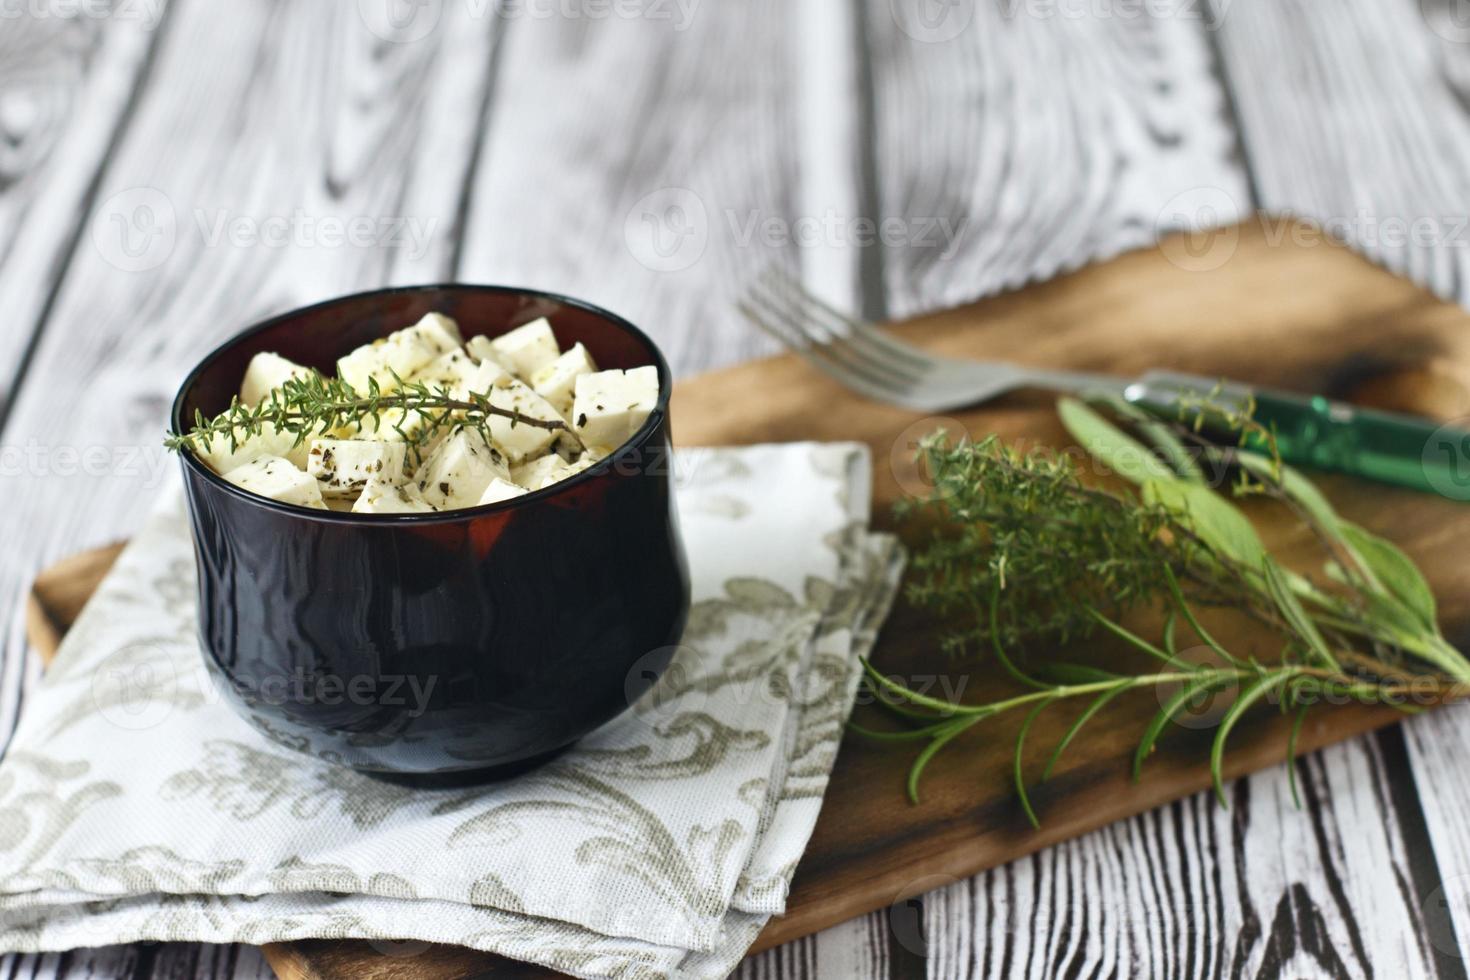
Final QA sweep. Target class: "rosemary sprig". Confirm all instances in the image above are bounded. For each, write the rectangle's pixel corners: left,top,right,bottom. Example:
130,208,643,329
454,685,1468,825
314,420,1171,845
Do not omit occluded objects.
863,396,1470,825
166,369,581,463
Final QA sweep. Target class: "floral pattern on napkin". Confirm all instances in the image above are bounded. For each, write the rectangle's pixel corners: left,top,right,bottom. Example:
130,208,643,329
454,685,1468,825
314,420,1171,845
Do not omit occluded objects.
0,443,903,979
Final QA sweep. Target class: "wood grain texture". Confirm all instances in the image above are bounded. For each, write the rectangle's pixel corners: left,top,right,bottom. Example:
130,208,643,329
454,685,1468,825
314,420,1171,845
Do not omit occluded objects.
0,7,163,418
1212,0,1470,303
865,0,1250,320
452,0,803,374
25,222,1470,977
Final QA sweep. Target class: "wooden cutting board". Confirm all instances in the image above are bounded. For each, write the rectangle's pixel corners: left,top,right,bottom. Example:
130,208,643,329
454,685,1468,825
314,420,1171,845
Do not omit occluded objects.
27,220,1470,980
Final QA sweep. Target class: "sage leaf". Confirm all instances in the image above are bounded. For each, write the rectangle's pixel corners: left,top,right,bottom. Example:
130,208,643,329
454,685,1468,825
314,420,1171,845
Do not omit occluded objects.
1339,522,1438,631
1087,393,1206,483
1058,397,1175,485
1143,477,1268,568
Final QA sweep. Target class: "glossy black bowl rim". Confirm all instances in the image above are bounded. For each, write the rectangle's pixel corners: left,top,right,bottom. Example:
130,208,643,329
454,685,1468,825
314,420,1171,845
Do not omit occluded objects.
170,283,674,525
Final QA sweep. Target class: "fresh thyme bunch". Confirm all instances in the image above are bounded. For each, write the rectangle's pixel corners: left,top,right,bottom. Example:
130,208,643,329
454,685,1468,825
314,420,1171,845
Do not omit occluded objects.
895,434,1179,654
166,369,577,464
863,396,1470,825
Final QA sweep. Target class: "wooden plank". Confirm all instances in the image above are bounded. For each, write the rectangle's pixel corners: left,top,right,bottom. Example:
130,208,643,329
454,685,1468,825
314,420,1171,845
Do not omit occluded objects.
0,7,166,413
26,221,1470,976
1212,0,1470,303
865,0,1251,319
453,0,804,373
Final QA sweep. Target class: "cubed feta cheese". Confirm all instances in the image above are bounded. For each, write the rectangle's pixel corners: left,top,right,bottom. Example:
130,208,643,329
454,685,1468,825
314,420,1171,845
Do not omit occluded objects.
571,366,659,449
530,342,597,415
240,352,311,407
463,357,510,397
489,318,560,378
485,377,564,463
412,428,512,509
409,349,480,400
221,455,327,509
465,335,514,372
352,475,437,514
478,477,529,505
511,450,600,491
306,439,408,498
414,312,464,352
337,314,465,394
511,453,572,490
194,421,316,474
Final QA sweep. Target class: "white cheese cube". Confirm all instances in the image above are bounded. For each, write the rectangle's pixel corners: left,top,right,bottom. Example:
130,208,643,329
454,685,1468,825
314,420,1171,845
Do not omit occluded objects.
240,352,311,407
463,357,510,398
511,453,572,490
465,335,514,371
412,428,512,509
414,312,464,352
337,314,465,394
221,455,327,509
511,451,599,491
306,439,408,498
409,349,480,400
194,420,317,474
530,343,597,415
352,475,436,514
478,477,529,505
485,377,564,463
489,318,560,378
571,366,659,449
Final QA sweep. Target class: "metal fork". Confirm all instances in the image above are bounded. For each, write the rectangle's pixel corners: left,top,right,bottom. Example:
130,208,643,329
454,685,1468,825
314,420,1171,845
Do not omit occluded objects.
736,266,1465,497
737,268,1123,413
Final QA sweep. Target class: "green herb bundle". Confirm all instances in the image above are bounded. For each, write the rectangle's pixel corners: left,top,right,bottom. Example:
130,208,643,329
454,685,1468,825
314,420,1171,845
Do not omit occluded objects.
860,395,1470,826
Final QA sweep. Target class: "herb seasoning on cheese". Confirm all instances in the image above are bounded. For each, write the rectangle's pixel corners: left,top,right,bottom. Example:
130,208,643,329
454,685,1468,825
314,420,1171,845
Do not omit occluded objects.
169,313,659,513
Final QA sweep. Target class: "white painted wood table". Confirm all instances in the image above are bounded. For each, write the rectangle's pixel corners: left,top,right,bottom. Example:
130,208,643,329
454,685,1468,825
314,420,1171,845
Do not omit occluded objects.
3,1,1470,977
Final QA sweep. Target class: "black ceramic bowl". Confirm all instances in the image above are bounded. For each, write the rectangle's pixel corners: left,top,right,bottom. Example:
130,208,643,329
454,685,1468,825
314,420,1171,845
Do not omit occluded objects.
171,285,690,780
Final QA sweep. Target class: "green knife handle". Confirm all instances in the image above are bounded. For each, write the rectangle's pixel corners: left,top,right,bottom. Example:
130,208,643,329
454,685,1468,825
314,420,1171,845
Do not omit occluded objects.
1122,370,1470,498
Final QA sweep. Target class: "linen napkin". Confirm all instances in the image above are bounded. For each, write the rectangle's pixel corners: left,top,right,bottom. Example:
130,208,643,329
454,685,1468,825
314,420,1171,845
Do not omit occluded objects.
0,442,903,979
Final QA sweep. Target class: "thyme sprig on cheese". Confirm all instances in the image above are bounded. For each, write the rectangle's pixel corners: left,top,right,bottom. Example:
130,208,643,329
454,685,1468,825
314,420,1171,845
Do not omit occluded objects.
167,369,580,462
